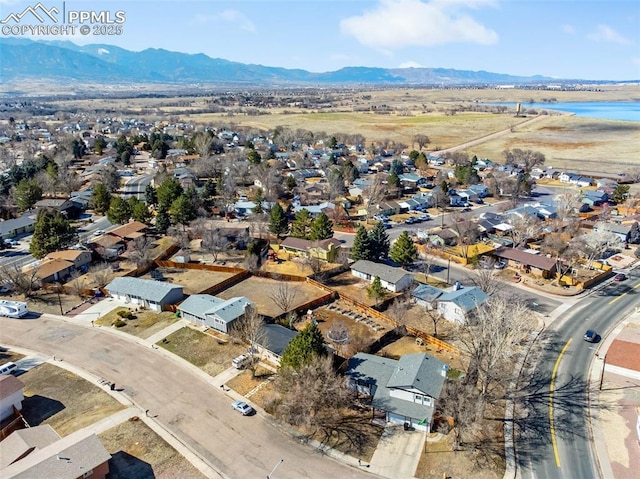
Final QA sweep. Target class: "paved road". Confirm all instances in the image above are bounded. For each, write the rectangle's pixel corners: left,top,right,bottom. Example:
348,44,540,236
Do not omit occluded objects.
121,174,153,200
517,269,640,479
0,316,373,479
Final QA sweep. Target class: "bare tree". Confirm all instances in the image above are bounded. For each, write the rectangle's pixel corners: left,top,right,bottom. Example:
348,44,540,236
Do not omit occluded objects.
167,226,190,251
572,230,622,268
89,263,114,289
268,278,298,315
437,378,483,450
467,269,502,297
193,132,214,159
450,213,480,260
201,228,229,263
502,148,545,172
127,236,156,267
66,271,87,299
508,213,541,247
554,190,582,222
456,295,533,401
363,173,387,219
231,306,267,377
0,264,41,297
413,134,431,150
386,294,410,324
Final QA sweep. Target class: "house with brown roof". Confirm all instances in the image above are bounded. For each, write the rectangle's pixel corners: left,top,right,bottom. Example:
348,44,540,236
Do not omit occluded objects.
46,251,92,272
279,237,342,262
87,235,125,261
0,426,111,479
34,250,93,284
493,247,557,278
107,221,147,241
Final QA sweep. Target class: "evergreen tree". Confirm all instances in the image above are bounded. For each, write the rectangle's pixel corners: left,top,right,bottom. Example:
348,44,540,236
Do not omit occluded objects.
388,171,400,188
389,231,418,266
269,203,289,238
351,225,372,261
369,221,390,260
285,175,297,191
156,177,183,210
169,195,197,229
390,159,404,176
29,210,78,259
14,178,43,212
367,276,387,301
145,184,158,206
309,213,334,241
252,188,264,214
155,207,170,233
107,197,131,225
90,183,112,215
612,184,630,204
247,150,262,165
280,322,326,370
130,199,151,224
290,208,312,239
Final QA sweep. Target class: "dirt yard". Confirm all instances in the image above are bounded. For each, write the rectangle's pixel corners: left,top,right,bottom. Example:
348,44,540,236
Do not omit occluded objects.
99,416,206,479
94,307,178,339
9,291,85,316
19,363,125,436
377,336,467,372
0,347,24,365
158,327,246,376
140,266,237,295
216,276,328,318
226,367,275,396
325,271,401,307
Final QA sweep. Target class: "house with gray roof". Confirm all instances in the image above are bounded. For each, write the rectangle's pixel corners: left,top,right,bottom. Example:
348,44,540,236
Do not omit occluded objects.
344,352,448,431
412,284,444,309
105,277,184,311
0,215,35,241
178,294,253,333
351,260,414,293
594,221,633,242
256,324,298,366
436,285,489,323
0,425,111,479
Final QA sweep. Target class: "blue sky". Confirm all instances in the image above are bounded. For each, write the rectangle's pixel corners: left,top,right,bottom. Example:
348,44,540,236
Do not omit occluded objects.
2,0,639,80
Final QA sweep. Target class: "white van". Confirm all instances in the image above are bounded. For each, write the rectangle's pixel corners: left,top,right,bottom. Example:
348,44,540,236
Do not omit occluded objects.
232,354,252,369
0,362,17,375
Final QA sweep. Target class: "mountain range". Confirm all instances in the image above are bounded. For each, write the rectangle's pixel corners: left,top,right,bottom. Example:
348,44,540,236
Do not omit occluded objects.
1,38,563,86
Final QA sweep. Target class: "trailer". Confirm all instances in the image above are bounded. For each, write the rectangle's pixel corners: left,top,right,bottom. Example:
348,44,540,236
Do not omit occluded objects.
0,300,28,318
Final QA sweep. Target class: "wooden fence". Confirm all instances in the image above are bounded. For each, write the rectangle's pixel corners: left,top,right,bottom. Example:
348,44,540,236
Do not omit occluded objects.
155,260,246,274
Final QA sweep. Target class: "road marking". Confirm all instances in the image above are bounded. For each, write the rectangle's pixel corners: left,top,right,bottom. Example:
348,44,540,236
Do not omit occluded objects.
550,338,572,468
609,282,640,304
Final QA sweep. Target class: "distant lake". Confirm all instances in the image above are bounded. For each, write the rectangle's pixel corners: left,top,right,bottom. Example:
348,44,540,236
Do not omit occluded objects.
487,101,640,122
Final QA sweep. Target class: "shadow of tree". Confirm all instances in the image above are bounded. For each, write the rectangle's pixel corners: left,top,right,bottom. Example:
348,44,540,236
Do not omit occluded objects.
107,451,155,479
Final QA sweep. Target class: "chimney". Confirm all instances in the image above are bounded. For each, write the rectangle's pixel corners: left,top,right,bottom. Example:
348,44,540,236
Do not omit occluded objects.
454,281,462,291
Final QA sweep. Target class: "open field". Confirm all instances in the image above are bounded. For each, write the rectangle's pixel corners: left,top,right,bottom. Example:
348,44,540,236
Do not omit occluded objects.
19,363,125,436
158,327,245,376
99,417,207,479
216,276,328,318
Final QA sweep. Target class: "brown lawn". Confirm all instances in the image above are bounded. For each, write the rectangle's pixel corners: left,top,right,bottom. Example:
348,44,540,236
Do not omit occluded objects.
158,327,245,376
19,363,125,436
310,305,383,356
226,367,275,396
94,307,178,339
99,417,207,479
139,266,236,295
325,271,401,307
377,336,467,372
216,276,328,318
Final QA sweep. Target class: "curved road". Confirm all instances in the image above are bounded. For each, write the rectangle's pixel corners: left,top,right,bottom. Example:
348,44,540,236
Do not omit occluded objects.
517,269,640,479
0,316,372,479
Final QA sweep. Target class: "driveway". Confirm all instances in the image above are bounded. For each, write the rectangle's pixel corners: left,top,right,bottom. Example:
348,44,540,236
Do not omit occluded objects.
0,315,374,479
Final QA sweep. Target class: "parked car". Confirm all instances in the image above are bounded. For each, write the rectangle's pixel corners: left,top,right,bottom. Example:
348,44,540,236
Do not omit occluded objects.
404,217,416,224
494,261,507,270
418,214,430,221
3,239,18,247
614,273,627,282
93,230,105,236
474,199,484,204
232,401,254,416
583,330,597,343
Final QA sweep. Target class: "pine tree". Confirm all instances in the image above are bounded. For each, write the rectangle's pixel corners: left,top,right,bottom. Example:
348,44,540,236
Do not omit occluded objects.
169,195,197,229
309,213,334,241
107,197,132,225
15,178,43,212
389,231,418,266
29,210,78,259
369,221,390,260
280,322,326,370
269,203,289,238
367,276,387,301
351,225,372,261
155,207,171,234
290,208,312,239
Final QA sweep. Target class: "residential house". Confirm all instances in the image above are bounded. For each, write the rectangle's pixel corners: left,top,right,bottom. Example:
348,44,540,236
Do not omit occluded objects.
456,189,479,203
108,221,147,242
493,247,558,279
593,221,633,243
436,285,489,323
344,352,448,432
350,260,414,293
412,284,443,309
69,189,93,211
46,250,92,272
0,215,36,241
398,198,420,211
255,324,298,366
105,277,184,311
279,237,342,262
0,426,111,479
293,201,335,217
87,235,126,260
34,250,93,284
582,191,610,207
33,198,78,218
178,294,253,333
0,375,24,422
232,200,273,216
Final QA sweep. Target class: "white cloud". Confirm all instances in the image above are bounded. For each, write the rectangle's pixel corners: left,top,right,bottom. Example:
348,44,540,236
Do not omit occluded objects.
192,10,256,33
587,24,632,45
399,61,425,68
562,24,576,35
340,0,498,49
